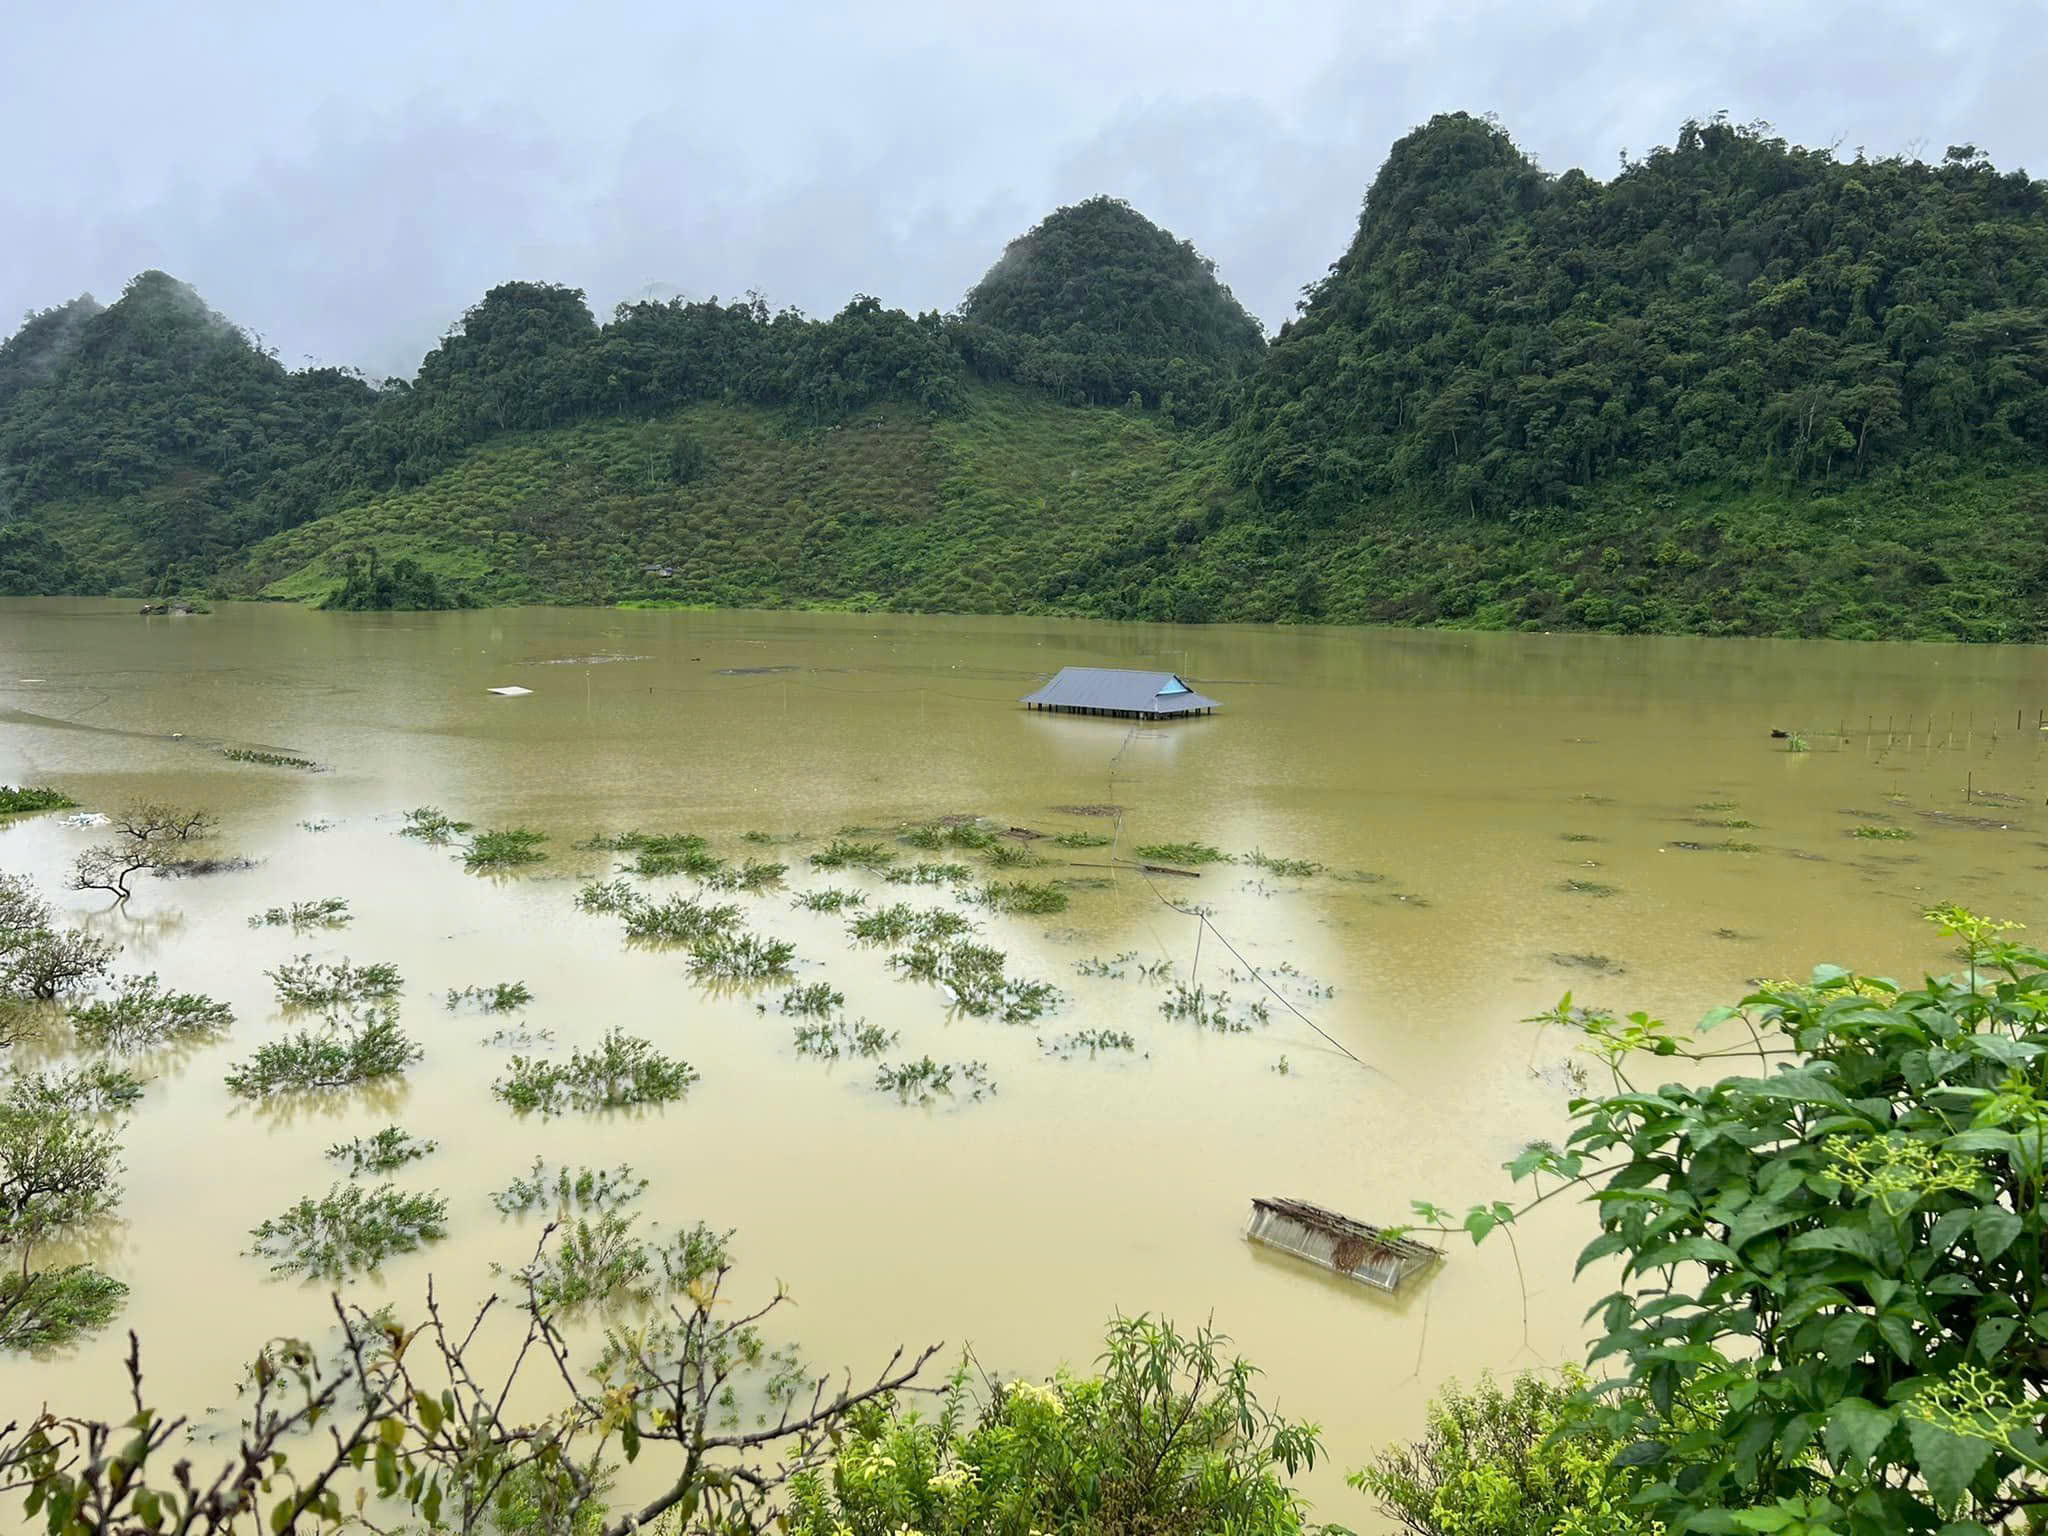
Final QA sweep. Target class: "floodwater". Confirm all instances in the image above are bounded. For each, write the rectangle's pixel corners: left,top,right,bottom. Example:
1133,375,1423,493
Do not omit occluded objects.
3,600,2046,1521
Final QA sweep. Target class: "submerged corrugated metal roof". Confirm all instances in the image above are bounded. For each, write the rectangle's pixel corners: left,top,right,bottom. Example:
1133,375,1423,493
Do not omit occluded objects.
1019,667,1222,715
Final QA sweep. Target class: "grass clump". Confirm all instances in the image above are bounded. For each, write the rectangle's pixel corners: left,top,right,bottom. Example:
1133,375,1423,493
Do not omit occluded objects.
1134,841,1228,865
466,827,548,870
446,981,533,1012
69,974,233,1051
701,858,787,891
493,1159,647,1215
222,748,320,770
940,822,999,851
1052,830,1111,848
224,1011,422,1097
576,877,639,913
793,887,865,912
247,897,352,930
621,833,723,878
1160,983,1269,1033
1851,824,1916,841
1695,817,1757,830
882,861,972,886
778,982,844,1016
851,905,975,945
326,1126,437,1176
0,786,77,815
687,932,797,982
268,955,403,1008
1673,839,1762,854
809,839,894,871
247,1183,449,1279
1244,849,1323,878
399,806,471,842
899,824,945,850
793,1019,898,1059
621,894,743,945
984,842,1044,869
1784,733,1810,753
892,939,1060,1022
1042,1029,1138,1057
493,1027,697,1115
977,880,1069,915
1075,952,1138,978
874,1056,995,1104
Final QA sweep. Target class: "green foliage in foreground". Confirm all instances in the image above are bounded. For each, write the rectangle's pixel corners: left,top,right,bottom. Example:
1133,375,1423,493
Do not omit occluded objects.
223,1011,421,1097
68,973,233,1051
492,1027,697,1116
0,786,76,816
246,1182,449,1279
1416,904,2048,1535
1357,1369,1652,1536
787,1315,1322,1536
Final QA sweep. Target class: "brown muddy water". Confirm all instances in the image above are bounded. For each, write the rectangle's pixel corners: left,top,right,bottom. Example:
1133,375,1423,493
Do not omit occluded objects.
3,599,2046,1521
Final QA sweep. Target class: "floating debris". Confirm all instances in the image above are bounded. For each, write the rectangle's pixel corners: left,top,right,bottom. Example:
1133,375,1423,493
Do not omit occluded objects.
1244,1198,1442,1294
485,685,534,697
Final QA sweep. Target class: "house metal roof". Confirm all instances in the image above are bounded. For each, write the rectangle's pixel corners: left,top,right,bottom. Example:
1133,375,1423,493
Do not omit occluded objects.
1019,667,1222,715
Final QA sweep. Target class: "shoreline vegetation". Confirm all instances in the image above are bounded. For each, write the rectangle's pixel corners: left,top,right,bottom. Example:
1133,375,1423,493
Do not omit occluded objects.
5,114,2048,640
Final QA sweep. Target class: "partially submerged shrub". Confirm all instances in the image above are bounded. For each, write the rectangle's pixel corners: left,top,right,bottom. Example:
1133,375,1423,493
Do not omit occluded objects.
326,1126,437,1176
70,803,217,901
622,894,742,945
269,955,402,1008
9,1062,146,1114
69,974,232,1051
873,1056,995,1104
0,1265,127,1352
778,983,844,1016
809,840,894,871
222,748,320,770
1244,849,1323,878
984,842,1043,869
1042,1029,1139,1057
1052,830,1111,848
899,824,945,850
792,1019,898,1060
0,786,77,816
892,939,1060,1022
852,905,975,946
977,880,1069,916
575,877,638,913
446,981,532,1012
687,932,797,983
465,827,548,870
247,897,352,930
701,859,787,891
1851,824,1915,841
399,806,471,842
881,861,971,886
492,1027,696,1116
793,887,866,912
1134,841,1228,865
1160,982,1268,1033
493,1159,648,1215
2,924,117,1001
224,1011,421,1097
246,1182,449,1279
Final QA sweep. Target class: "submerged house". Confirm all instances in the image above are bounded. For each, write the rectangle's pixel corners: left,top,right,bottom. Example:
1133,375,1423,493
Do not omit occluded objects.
1020,667,1221,719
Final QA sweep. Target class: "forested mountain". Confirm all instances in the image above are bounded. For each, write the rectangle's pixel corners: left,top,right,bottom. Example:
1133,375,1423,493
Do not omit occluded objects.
4,115,2048,639
952,196,1266,420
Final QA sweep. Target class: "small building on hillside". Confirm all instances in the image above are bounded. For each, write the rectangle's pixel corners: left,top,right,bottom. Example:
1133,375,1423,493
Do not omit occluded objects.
1020,667,1221,719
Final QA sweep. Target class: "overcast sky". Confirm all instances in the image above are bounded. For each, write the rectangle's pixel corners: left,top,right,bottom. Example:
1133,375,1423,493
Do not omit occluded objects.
6,0,2042,377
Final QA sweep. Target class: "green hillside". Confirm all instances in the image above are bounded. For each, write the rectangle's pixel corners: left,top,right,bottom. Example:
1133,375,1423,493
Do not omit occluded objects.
5,114,2048,638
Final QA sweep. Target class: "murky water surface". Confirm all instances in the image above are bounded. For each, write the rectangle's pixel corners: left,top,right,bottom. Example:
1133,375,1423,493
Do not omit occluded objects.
3,601,2046,1519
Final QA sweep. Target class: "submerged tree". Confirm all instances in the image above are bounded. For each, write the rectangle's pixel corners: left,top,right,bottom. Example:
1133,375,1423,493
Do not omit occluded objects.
0,1077,127,1351
70,805,217,902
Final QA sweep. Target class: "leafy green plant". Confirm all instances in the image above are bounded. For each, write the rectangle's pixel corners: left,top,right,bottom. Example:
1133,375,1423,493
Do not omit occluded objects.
465,827,548,870
399,806,471,842
575,877,639,913
247,897,351,929
1160,982,1267,1032
787,1315,1321,1536
1244,849,1323,877
0,786,77,816
492,1159,647,1215
268,955,402,1008
891,938,1060,1021
778,983,844,1016
1134,841,1228,865
445,981,532,1012
792,1019,898,1059
793,887,866,911
983,841,1043,868
492,1027,696,1116
1784,732,1810,753
976,880,1069,915
881,861,972,886
1041,1029,1138,1057
246,1182,449,1279
899,824,945,849
1052,830,1111,848
701,859,787,891
222,748,320,770
687,932,797,983
873,1056,995,1104
1413,905,2048,1536
326,1126,437,1176
621,893,742,945
223,1011,421,1097
612,832,722,878
809,839,894,871
1851,823,1915,840
938,821,999,851
68,973,233,1051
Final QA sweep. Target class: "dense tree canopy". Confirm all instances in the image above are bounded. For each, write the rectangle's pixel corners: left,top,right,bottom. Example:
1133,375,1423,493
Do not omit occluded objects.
1235,113,2048,525
956,195,1265,416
